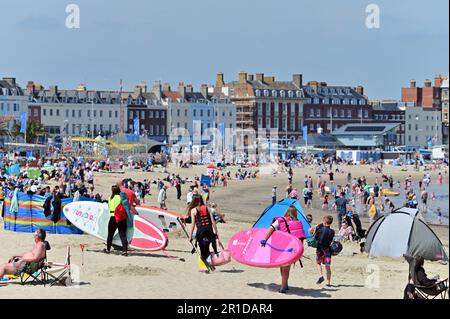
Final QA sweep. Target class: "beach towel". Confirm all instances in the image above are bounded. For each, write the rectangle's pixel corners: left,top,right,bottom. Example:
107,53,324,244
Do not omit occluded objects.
120,192,133,227
10,188,19,214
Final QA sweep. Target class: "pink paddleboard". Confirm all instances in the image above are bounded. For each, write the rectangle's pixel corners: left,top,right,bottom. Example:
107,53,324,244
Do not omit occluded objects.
128,215,169,251
228,228,303,268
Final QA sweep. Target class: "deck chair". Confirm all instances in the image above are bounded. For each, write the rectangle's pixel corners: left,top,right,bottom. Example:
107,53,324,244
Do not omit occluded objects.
19,240,51,286
43,246,72,287
404,255,449,299
414,278,448,299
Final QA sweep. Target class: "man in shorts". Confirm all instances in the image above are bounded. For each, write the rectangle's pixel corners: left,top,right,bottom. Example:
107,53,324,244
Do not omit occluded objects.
314,215,335,286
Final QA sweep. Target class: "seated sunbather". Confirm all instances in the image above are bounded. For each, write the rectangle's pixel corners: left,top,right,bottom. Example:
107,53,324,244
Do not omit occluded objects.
0,229,47,278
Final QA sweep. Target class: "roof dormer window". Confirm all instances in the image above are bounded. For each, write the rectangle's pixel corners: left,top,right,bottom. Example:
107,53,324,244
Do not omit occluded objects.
264,90,269,97
272,90,277,97
255,89,261,97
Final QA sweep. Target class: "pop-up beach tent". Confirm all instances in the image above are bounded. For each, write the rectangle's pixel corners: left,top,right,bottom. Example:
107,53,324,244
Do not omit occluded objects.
364,207,448,261
253,198,311,237
3,192,93,235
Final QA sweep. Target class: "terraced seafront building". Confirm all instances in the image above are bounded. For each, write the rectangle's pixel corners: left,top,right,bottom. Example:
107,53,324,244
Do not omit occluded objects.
219,71,306,148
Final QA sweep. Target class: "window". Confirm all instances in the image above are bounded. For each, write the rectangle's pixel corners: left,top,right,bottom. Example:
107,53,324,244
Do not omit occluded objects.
309,109,315,117
258,117,262,127
200,110,203,117
340,109,345,118
266,118,270,128
408,124,411,130
333,109,338,117
310,123,314,131
364,110,369,118
272,90,277,97
161,111,165,118
314,98,319,104
65,109,69,117
149,111,154,118
274,118,279,128
177,122,180,128
56,109,60,116
140,111,144,119
193,110,197,117
43,109,47,116
155,111,159,118
264,90,269,97
258,103,262,114
177,109,180,117
100,110,103,117
93,110,97,117
316,109,321,117
327,108,331,117
109,110,112,118
408,135,411,142
266,104,270,114
415,124,419,130
255,90,261,97
280,90,285,97
288,91,293,98
208,110,211,117
50,109,53,116
282,119,287,130
347,110,352,118
415,136,418,142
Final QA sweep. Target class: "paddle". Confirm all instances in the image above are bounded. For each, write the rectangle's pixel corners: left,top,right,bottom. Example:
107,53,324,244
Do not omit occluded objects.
176,217,212,272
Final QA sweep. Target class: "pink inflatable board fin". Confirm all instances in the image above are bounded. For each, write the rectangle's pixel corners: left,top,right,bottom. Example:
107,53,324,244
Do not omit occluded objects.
228,228,303,268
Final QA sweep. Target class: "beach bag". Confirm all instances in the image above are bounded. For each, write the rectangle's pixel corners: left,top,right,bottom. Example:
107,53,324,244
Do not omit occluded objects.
330,241,343,256
306,237,318,248
208,241,231,266
114,203,127,223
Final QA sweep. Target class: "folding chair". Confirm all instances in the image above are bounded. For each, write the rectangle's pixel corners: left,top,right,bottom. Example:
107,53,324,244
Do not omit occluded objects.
414,278,448,299
19,259,46,286
19,240,51,286
43,246,72,287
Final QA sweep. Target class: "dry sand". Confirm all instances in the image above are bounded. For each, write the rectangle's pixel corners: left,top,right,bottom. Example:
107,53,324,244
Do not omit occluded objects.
1,163,448,299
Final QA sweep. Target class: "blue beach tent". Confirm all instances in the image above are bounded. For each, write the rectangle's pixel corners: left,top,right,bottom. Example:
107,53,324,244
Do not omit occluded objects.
200,174,212,187
253,198,311,237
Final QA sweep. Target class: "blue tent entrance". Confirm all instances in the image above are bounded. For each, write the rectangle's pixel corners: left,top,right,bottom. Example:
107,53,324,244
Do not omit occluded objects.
253,198,311,237
200,174,212,187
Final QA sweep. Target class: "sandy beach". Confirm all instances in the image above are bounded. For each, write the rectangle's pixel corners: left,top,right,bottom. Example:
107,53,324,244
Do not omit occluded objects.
1,163,448,299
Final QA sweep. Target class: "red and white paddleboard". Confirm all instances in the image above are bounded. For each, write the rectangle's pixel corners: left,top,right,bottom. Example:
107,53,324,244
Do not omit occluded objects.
128,215,169,251
64,202,168,251
136,205,184,233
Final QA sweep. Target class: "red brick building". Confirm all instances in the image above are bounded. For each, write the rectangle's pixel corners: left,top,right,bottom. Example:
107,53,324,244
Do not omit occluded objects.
401,76,444,109
302,82,371,134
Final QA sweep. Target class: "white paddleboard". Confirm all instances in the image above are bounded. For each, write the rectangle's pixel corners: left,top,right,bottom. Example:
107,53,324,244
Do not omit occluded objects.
64,201,168,251
136,205,184,233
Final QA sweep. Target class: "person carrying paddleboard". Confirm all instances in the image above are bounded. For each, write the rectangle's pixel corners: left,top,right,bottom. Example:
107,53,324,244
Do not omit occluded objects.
105,185,129,256
260,206,306,293
188,194,219,270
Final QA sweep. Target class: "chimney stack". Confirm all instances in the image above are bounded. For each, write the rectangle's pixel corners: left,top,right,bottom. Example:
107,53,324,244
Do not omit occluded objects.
152,80,162,99
200,84,209,99
134,81,147,94
77,84,86,91
434,75,444,87
216,72,225,87
256,73,264,82
355,85,364,96
178,82,186,99
186,84,193,93
410,79,416,88
239,71,248,84
49,85,58,94
264,76,275,83
2,77,16,87
26,81,35,94
424,79,432,87
247,74,254,81
292,74,303,88
163,83,171,92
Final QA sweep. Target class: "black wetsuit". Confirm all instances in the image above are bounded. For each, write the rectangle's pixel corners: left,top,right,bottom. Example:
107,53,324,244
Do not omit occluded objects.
195,205,217,261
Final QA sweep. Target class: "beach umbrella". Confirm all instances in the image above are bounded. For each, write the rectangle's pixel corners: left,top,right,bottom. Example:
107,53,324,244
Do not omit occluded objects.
364,207,448,261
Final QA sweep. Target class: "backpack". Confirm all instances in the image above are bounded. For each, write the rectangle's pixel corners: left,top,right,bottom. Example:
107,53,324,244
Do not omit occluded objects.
114,203,127,223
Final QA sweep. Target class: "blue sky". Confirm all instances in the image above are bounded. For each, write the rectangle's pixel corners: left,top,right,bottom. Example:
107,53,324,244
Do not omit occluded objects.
0,0,448,99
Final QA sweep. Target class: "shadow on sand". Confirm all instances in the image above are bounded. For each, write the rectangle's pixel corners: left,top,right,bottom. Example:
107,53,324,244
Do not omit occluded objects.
247,283,336,297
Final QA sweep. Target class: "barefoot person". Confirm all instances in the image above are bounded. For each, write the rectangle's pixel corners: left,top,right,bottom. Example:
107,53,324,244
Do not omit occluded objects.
0,229,47,278
260,206,306,293
310,215,335,286
188,195,219,270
